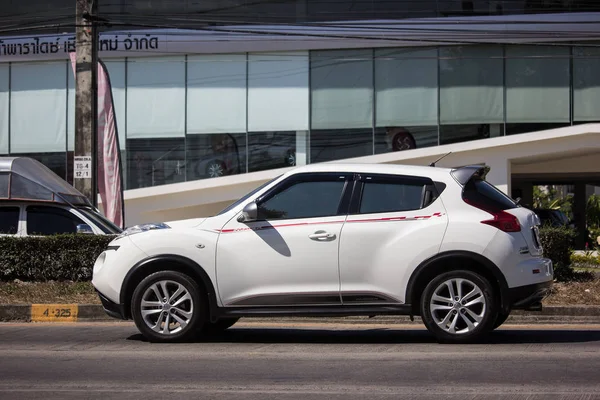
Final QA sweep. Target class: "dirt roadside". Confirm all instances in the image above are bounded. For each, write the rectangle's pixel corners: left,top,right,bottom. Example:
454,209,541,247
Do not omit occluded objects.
1,279,599,306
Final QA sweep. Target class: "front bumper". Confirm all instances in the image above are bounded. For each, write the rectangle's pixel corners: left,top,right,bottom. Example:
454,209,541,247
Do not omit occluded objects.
96,289,127,320
509,280,553,310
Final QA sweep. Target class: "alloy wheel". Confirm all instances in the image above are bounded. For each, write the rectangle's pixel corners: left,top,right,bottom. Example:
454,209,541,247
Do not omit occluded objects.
141,280,194,335
208,162,224,178
429,278,486,335
286,152,296,166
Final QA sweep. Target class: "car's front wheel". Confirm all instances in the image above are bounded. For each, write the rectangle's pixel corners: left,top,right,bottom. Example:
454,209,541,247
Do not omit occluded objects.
206,161,226,178
131,271,206,342
420,270,497,344
284,150,296,167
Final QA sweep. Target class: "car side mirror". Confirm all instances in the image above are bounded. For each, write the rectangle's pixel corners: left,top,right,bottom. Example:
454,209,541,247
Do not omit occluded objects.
237,202,258,223
76,224,94,234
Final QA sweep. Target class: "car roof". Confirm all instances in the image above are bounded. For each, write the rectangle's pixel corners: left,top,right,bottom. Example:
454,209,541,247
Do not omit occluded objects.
0,156,91,206
286,163,454,179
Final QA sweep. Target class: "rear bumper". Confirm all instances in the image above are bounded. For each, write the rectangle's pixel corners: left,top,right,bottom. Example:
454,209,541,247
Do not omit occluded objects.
509,280,553,310
96,289,127,320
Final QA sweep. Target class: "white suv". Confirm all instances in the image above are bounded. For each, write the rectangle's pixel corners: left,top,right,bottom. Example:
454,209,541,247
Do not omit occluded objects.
92,163,553,343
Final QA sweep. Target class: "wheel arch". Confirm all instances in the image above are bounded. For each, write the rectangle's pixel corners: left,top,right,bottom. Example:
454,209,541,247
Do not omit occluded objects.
405,251,510,315
120,254,218,320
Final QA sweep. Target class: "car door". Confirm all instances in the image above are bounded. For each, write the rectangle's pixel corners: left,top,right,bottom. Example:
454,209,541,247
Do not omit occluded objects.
338,173,448,305
216,172,353,307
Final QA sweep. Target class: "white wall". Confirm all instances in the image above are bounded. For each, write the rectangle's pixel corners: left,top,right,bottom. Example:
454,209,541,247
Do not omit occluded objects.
512,153,600,175
115,124,600,226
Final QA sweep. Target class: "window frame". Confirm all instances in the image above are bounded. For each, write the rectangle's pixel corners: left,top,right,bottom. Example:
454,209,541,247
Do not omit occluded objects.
349,173,438,215
253,172,354,222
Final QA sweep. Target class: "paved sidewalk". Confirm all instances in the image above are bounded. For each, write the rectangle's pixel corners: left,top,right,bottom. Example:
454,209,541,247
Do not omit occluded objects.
1,304,600,324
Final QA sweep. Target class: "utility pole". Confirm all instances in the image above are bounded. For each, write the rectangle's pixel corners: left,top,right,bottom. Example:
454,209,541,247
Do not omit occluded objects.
74,0,98,206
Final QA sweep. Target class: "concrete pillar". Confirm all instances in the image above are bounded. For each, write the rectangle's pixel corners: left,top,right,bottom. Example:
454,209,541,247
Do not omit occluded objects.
573,183,588,249
485,157,511,196
296,130,308,166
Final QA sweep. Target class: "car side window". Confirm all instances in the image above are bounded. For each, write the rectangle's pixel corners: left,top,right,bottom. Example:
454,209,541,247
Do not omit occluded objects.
257,177,347,221
359,179,426,214
26,206,85,236
0,207,20,234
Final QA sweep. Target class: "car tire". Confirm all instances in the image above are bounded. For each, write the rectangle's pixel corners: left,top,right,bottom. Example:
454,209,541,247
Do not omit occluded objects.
420,270,498,344
391,131,416,151
202,318,240,335
493,310,510,330
131,270,206,343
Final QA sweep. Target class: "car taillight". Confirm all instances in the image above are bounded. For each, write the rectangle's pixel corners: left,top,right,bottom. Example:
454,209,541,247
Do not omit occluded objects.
464,198,521,232
481,210,521,232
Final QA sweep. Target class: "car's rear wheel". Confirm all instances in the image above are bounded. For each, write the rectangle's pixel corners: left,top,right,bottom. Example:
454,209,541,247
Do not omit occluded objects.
420,270,497,344
131,271,206,343
202,318,240,335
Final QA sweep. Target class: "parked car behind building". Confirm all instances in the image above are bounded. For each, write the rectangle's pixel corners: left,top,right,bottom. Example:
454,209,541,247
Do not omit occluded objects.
533,208,571,228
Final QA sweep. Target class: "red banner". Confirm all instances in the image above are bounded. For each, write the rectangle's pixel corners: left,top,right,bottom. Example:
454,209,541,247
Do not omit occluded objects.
69,53,125,228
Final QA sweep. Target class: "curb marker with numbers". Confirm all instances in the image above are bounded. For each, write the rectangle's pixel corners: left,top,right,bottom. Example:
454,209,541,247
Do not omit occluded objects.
31,304,78,322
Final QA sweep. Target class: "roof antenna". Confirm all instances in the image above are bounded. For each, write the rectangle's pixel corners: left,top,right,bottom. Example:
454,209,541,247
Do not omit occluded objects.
429,152,452,167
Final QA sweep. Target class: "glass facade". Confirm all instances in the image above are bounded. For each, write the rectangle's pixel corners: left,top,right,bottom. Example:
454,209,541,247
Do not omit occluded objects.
1,43,599,190
439,46,504,144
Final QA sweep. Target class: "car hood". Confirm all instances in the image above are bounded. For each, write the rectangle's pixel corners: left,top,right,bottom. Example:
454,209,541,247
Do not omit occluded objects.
164,218,208,229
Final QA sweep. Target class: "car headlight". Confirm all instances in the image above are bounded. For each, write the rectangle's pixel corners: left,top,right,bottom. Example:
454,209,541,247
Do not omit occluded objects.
116,222,170,239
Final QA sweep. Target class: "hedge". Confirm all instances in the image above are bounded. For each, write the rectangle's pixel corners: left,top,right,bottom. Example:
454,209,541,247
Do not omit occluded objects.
0,235,115,282
538,226,577,282
570,253,600,266
0,226,591,283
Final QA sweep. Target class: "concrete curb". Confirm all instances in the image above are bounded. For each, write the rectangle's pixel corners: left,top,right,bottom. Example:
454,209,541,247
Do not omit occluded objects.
2,304,600,324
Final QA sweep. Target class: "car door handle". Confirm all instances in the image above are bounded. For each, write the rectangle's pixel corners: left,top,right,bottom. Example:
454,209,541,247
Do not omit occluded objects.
308,230,336,241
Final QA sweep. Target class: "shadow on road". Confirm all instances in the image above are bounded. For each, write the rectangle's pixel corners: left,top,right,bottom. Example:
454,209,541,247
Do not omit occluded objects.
126,326,600,345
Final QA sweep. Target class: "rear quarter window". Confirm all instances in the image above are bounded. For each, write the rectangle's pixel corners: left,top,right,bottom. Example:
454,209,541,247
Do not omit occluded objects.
463,179,517,211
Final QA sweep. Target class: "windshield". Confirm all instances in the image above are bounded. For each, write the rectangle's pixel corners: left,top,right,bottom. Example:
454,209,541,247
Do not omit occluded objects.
77,207,123,234
217,176,281,216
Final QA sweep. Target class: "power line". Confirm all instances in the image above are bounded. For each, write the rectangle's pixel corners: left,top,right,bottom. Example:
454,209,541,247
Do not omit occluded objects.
1,8,600,48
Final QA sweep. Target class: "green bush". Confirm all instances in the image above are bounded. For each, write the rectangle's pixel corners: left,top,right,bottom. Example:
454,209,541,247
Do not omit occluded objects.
538,226,577,282
0,235,115,282
570,253,600,266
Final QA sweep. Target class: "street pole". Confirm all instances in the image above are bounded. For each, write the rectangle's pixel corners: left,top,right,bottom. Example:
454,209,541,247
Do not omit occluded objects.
74,0,98,207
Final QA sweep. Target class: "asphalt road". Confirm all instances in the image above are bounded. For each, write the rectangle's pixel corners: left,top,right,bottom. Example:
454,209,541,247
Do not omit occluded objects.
1,321,600,399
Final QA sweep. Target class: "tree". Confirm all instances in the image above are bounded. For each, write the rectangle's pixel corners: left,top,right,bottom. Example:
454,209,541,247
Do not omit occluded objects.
587,194,600,247
533,185,573,220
